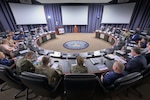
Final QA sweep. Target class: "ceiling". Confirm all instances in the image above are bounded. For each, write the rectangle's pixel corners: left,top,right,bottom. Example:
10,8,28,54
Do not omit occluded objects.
36,0,112,4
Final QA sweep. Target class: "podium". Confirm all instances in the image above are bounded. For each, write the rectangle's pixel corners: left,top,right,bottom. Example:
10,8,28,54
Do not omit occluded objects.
73,25,78,33
55,26,64,35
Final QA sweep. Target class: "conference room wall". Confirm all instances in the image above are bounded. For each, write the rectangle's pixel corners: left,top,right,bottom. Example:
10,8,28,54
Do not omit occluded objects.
0,0,150,32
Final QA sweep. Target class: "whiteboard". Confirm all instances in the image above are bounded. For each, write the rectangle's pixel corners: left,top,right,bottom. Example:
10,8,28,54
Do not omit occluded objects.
101,3,136,24
9,3,47,25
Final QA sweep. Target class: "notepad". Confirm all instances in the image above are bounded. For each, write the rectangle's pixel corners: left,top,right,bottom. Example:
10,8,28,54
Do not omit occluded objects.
96,64,108,71
51,62,59,69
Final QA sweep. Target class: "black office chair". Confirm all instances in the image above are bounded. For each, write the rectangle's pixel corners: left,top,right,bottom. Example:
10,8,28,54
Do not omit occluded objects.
19,72,64,100
0,66,27,99
0,79,4,84
141,64,150,78
64,74,99,100
98,72,143,100
131,64,150,98
0,79,6,92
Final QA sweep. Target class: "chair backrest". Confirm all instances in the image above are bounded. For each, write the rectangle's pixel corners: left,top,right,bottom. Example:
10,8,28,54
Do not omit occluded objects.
0,65,26,90
64,74,99,100
19,72,63,98
98,72,143,95
141,64,150,77
112,72,143,91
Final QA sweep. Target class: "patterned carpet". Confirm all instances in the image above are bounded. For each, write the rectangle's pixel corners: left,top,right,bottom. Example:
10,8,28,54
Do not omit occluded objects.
40,33,112,53
63,40,89,50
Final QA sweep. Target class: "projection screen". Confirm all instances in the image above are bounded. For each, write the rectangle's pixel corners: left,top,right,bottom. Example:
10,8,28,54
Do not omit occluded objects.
61,6,88,25
9,3,47,25
101,3,136,24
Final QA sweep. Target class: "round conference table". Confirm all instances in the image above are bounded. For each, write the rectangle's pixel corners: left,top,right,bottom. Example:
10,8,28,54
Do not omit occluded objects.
31,31,119,74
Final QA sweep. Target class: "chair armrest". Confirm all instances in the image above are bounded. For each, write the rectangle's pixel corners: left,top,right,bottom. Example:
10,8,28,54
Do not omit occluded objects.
96,76,109,93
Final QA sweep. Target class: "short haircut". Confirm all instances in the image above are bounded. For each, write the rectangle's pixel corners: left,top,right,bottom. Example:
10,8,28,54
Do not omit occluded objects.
132,47,141,54
42,56,50,65
76,56,84,66
114,61,125,73
25,51,34,58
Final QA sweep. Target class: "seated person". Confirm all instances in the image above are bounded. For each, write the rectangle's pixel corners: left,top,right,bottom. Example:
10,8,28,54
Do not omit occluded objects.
6,34,17,48
71,56,87,73
16,51,35,74
0,39,15,51
0,39,16,58
100,25,105,31
35,56,62,86
9,31,18,40
16,31,26,42
37,26,44,33
122,29,131,38
138,37,147,48
114,28,121,34
135,27,141,35
0,52,15,69
125,47,147,73
144,42,150,65
111,27,116,33
43,25,49,32
101,61,125,87
129,31,140,42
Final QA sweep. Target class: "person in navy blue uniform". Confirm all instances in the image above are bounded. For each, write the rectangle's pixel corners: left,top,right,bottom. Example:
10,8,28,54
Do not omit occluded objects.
0,52,15,69
16,31,26,42
101,61,125,87
130,32,140,42
135,27,141,35
144,42,150,65
125,47,147,73
138,37,147,48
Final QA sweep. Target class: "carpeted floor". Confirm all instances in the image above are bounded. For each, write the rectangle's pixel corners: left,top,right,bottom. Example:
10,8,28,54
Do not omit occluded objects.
40,33,112,53
1,81,150,100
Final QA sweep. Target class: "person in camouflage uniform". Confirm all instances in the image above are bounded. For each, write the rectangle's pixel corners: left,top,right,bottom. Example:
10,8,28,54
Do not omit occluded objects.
16,51,35,74
71,56,88,73
35,56,62,86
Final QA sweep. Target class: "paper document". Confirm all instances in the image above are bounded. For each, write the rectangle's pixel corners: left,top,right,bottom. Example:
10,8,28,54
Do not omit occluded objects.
96,64,108,71
51,62,59,69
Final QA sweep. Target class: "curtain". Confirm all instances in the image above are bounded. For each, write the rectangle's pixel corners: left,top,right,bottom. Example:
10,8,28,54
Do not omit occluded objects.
44,4,103,33
0,0,17,31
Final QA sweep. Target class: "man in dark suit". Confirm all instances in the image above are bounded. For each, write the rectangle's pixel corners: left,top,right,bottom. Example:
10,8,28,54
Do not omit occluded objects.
135,27,141,35
144,42,150,65
130,32,140,42
125,47,147,73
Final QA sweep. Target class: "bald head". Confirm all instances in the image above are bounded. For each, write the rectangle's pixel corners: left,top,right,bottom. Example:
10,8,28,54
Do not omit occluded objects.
113,61,125,73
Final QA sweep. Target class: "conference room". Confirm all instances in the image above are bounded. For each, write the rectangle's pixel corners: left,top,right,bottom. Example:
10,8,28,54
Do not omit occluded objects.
0,0,150,100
